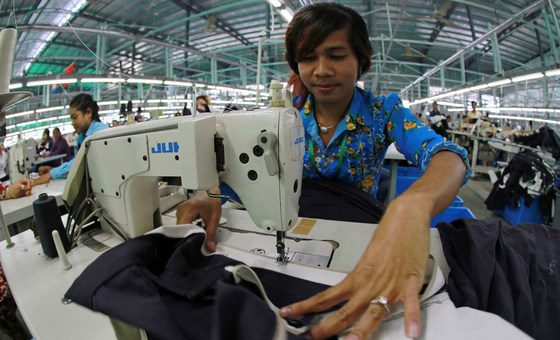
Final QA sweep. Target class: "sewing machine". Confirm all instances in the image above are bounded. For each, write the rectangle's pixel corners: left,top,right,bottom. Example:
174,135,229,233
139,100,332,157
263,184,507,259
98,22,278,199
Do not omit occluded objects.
62,98,305,261
7,138,37,183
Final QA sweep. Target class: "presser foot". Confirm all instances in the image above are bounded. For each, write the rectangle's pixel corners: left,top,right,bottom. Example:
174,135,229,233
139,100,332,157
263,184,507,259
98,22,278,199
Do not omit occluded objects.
276,231,289,263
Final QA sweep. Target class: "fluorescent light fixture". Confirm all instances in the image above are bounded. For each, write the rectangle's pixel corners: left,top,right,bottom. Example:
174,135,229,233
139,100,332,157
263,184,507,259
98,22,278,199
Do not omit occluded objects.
164,80,193,87
98,100,120,106
280,9,294,22
36,106,65,113
9,83,22,89
82,77,126,83
267,0,282,8
99,109,120,114
512,72,544,82
27,78,78,87
487,79,512,87
467,84,489,91
37,117,60,123
6,110,34,119
488,114,560,125
545,69,560,77
147,99,182,104
127,78,163,85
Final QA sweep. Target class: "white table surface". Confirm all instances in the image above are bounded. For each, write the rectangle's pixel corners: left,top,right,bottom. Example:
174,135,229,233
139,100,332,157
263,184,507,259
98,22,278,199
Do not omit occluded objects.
0,179,67,226
1,205,529,340
0,229,119,340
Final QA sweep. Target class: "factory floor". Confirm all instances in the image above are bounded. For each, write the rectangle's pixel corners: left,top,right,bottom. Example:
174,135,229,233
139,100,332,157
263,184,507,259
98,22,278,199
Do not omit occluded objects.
459,173,510,225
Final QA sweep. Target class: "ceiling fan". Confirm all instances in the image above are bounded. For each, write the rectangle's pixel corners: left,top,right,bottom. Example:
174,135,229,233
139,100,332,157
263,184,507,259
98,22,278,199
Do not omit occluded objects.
400,44,429,59
190,16,229,35
412,0,461,29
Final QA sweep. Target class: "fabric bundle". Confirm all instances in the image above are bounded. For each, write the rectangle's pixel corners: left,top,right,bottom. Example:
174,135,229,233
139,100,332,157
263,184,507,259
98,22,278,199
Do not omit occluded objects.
437,218,560,340
514,126,560,160
485,149,556,222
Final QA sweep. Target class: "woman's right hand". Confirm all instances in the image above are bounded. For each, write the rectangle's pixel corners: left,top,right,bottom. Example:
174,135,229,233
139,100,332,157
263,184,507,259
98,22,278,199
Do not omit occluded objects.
176,188,222,251
6,178,33,199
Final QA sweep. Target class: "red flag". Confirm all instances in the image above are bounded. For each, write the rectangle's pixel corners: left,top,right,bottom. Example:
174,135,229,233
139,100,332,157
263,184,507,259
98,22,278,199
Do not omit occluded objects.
51,62,76,92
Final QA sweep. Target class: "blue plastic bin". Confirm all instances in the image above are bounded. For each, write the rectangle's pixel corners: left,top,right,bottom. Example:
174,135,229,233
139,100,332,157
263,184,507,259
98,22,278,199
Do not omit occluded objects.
397,166,422,178
499,197,545,225
430,207,476,228
395,176,418,196
451,196,464,207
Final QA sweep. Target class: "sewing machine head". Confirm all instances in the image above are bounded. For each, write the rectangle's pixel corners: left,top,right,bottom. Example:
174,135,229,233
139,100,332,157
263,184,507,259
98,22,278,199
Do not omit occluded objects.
62,105,304,240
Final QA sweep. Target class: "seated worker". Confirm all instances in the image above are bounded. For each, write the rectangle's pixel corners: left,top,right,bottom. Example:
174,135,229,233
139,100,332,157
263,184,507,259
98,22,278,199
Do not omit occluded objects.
175,3,470,340
0,177,32,200
36,128,53,155
37,127,72,172
32,94,109,186
196,95,212,113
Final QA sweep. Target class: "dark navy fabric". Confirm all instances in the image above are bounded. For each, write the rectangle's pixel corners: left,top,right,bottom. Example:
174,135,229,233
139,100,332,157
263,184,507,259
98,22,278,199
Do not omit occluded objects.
299,177,386,224
437,218,560,340
65,232,337,340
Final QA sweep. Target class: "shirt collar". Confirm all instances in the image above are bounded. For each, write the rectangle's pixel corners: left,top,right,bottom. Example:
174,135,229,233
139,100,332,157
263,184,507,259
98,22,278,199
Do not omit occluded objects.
301,87,375,137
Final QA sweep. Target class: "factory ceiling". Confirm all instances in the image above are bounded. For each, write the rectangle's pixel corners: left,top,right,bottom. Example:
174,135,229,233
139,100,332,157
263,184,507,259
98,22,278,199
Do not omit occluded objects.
3,0,560,101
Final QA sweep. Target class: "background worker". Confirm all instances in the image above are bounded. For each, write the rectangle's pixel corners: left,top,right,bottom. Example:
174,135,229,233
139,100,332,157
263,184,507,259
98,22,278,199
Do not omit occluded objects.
37,127,72,172
32,94,109,186
196,95,212,113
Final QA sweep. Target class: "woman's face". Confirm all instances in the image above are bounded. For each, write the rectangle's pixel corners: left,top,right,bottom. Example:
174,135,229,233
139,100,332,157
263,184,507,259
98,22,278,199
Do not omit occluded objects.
53,129,61,140
70,106,92,134
196,98,208,111
42,132,48,142
297,28,359,108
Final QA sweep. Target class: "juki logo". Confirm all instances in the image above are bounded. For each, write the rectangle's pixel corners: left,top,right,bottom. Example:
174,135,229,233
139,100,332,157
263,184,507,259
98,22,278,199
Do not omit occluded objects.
294,136,304,145
151,142,179,153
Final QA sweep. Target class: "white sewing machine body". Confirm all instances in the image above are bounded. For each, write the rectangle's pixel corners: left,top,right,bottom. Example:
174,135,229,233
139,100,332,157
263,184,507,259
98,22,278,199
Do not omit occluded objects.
7,138,37,183
62,107,304,240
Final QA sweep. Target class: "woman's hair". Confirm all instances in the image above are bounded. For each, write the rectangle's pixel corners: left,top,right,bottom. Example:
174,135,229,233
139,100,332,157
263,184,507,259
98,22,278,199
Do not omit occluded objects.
43,128,50,137
69,93,100,122
196,95,211,105
285,3,373,108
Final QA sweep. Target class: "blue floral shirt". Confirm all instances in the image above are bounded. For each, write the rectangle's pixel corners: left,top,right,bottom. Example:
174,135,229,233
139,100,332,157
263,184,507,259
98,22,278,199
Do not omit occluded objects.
301,87,471,198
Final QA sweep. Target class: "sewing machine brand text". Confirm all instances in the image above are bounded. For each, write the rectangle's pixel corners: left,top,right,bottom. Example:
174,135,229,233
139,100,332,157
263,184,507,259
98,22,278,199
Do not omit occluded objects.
151,142,179,154
294,136,304,145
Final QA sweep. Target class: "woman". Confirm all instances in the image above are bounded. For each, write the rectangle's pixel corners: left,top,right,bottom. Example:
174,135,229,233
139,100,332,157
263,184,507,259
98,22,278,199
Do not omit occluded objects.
195,95,211,113
177,3,470,339
37,127,72,173
32,94,109,186
37,129,53,155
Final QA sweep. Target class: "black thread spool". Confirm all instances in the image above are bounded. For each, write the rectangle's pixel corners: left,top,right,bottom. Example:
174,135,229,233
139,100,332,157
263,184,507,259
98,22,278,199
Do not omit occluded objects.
33,193,71,257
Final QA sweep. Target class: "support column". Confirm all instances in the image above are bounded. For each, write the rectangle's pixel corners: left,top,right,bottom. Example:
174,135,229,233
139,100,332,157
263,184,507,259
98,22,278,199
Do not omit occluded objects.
165,47,174,79
211,56,217,84
543,4,560,64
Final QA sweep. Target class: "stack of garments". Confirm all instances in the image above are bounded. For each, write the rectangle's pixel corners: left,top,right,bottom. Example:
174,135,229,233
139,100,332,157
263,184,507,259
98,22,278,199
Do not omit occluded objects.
514,126,560,160
485,149,556,223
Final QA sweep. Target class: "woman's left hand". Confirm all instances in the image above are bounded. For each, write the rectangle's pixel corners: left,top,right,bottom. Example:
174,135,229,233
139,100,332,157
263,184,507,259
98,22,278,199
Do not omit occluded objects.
280,152,466,340
280,195,431,340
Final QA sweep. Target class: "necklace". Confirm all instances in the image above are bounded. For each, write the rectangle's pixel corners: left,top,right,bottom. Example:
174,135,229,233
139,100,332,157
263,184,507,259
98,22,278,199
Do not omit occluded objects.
317,122,338,134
